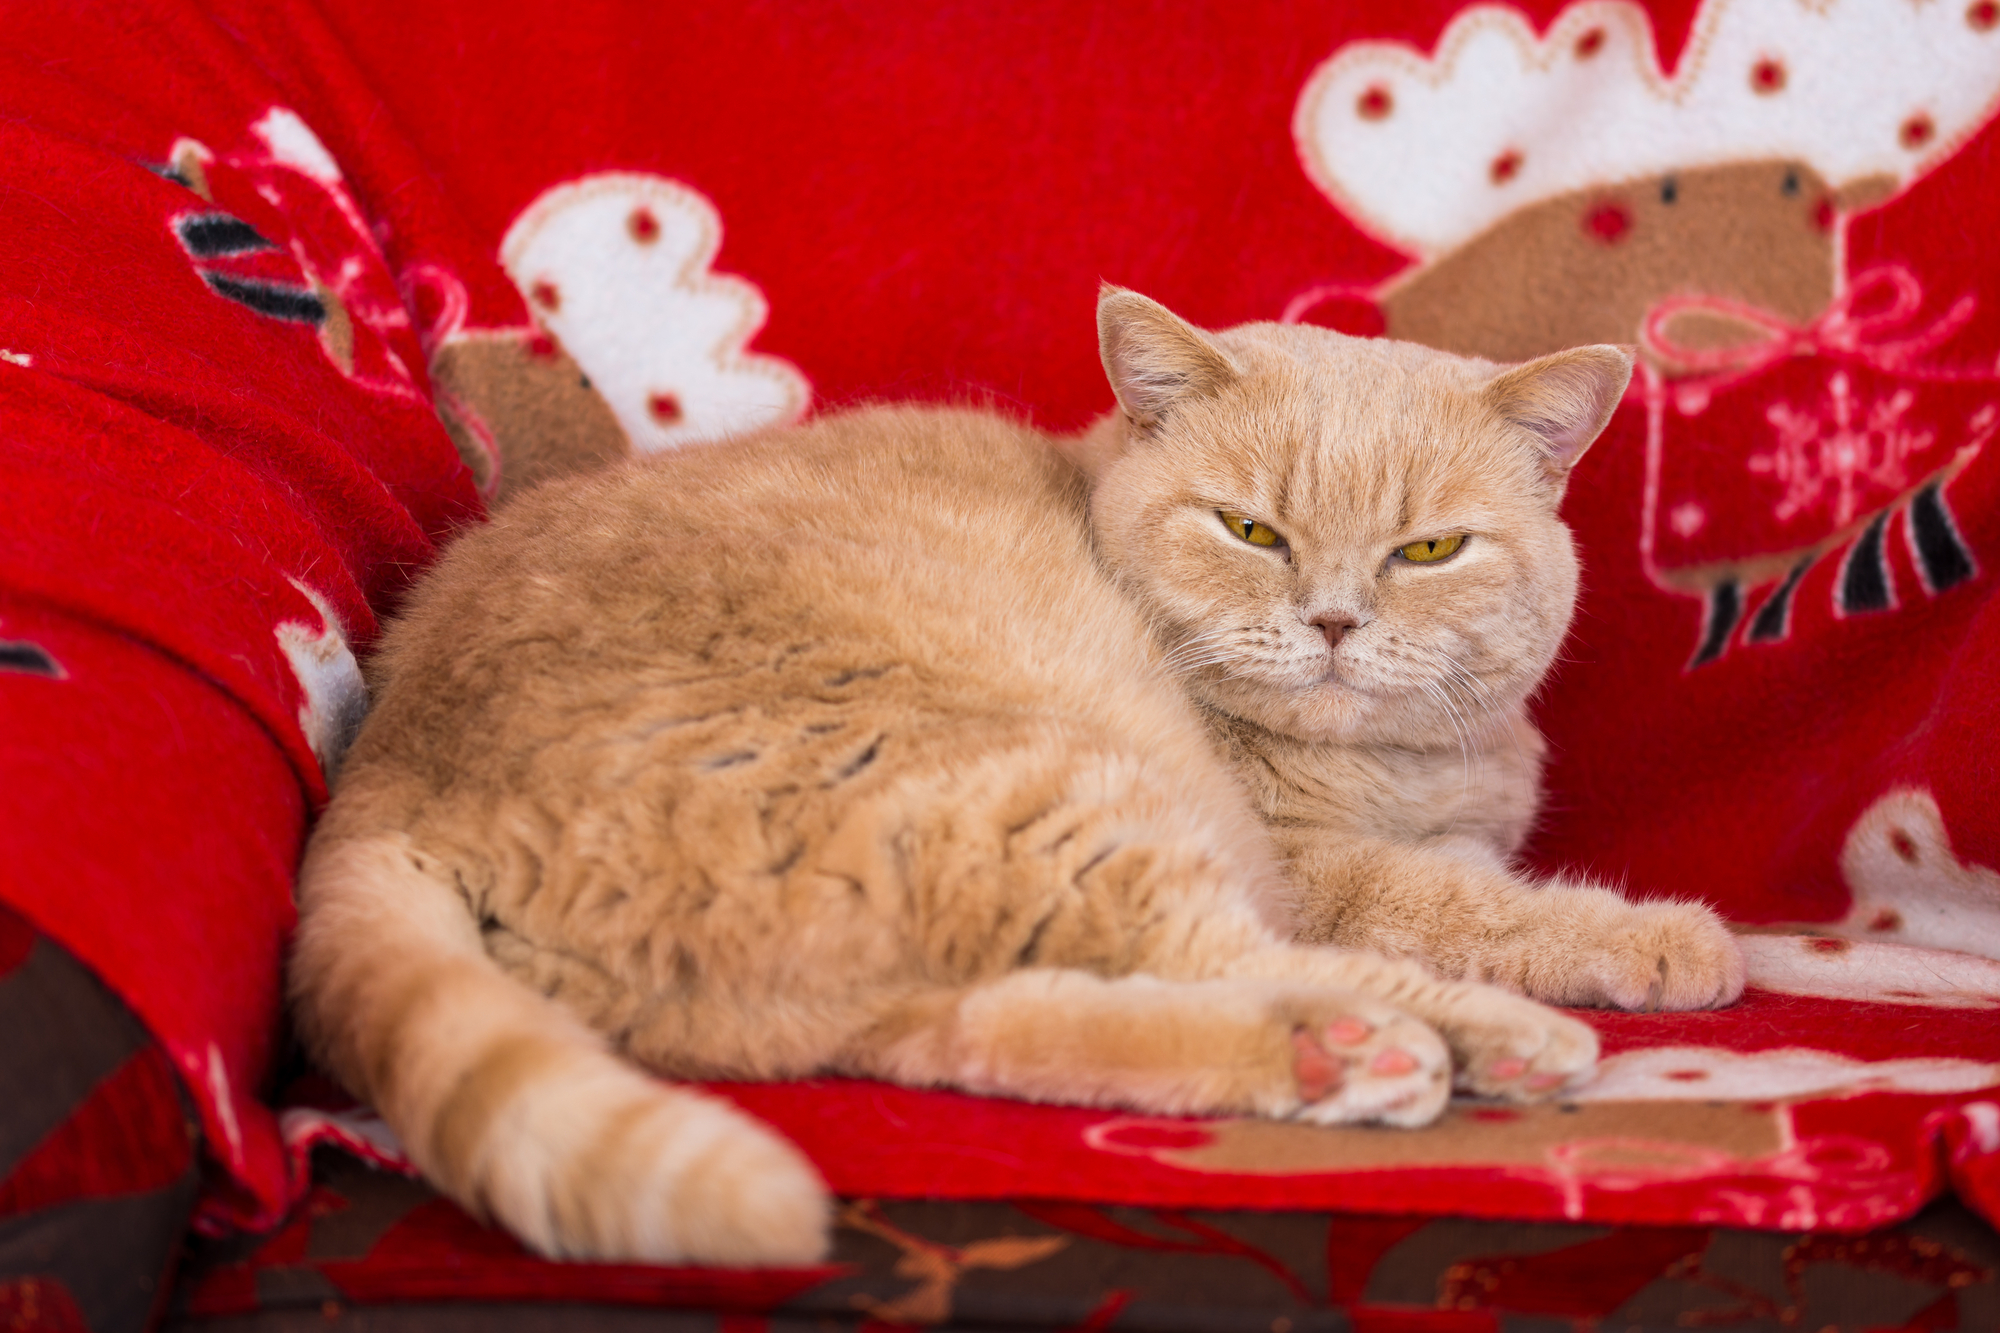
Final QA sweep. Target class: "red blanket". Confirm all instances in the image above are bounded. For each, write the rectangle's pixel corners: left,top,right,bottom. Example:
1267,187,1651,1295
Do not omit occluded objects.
3,0,1999,1246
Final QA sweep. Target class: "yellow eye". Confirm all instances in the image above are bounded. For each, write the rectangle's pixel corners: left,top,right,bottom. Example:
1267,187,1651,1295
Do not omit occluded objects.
1398,535,1466,563
1219,510,1285,549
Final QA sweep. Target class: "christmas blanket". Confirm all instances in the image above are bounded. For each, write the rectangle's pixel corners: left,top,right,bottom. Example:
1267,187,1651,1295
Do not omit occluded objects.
4,0,2000,1277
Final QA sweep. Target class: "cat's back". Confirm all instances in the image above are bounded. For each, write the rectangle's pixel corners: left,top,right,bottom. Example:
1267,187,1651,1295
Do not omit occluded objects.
336,405,1176,816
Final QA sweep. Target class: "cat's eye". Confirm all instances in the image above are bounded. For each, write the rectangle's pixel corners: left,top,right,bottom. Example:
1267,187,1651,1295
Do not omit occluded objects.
1218,510,1287,550
1397,535,1466,564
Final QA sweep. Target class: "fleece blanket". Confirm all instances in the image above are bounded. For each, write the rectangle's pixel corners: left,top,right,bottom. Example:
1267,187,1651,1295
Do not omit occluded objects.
3,0,2000,1263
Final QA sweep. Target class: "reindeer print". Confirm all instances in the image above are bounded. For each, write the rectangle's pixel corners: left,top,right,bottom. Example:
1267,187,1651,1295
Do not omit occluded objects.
1288,0,2000,667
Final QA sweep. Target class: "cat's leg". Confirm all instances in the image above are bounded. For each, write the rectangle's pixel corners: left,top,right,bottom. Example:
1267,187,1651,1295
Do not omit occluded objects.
830,742,1594,1117
1280,833,1744,1011
842,968,1458,1127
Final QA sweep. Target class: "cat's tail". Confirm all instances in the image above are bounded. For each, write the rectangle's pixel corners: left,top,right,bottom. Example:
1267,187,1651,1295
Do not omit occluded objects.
289,833,832,1264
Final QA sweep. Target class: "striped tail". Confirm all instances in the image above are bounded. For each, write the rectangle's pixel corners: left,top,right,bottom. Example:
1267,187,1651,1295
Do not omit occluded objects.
289,834,830,1263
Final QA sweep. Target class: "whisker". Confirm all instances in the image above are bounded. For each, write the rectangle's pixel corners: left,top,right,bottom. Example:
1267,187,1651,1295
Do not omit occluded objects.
1436,653,1538,785
1415,677,1476,831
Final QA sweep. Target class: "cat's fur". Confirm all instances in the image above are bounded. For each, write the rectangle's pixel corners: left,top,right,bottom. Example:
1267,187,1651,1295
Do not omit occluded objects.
291,289,1743,1268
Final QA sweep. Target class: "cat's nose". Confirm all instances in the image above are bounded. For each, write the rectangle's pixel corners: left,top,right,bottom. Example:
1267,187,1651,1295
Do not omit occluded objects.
1310,614,1358,648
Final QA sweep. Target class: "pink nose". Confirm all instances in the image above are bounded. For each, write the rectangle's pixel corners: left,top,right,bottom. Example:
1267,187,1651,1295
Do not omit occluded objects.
1312,615,1357,648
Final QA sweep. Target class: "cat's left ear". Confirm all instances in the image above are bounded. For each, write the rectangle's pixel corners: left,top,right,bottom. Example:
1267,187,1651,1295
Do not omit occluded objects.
1484,345,1635,492
1097,285,1240,432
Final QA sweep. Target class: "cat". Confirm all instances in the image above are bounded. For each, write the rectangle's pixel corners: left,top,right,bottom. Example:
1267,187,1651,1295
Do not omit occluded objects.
290,287,1743,1269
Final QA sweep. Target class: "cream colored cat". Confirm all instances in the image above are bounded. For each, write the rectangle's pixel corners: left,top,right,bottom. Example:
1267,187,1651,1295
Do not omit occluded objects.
291,288,1743,1269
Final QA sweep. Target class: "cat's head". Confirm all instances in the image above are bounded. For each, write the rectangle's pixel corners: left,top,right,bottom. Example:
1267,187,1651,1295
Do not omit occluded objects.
1079,287,1631,747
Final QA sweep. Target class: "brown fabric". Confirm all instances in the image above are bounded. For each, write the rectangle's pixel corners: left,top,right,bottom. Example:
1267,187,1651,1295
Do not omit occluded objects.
0,911,202,1333
430,330,631,501
1146,1097,1783,1175
0,939,154,1178
165,1152,2000,1331
1381,159,1850,366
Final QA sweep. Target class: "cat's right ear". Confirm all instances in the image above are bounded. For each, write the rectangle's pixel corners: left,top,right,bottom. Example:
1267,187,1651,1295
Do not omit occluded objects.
1097,285,1240,433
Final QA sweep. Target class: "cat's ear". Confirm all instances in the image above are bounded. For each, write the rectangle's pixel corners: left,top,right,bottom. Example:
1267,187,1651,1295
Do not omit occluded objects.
1097,285,1240,432
1484,345,1634,487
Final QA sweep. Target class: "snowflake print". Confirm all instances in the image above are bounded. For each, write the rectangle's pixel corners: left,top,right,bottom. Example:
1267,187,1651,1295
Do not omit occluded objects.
1751,372,1934,526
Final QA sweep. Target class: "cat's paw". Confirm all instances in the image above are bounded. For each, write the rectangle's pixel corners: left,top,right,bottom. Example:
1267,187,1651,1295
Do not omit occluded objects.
1416,981,1600,1102
1282,999,1452,1128
1571,899,1746,1012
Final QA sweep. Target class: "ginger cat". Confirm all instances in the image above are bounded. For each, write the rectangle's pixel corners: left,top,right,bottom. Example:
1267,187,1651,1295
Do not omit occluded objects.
291,288,1743,1268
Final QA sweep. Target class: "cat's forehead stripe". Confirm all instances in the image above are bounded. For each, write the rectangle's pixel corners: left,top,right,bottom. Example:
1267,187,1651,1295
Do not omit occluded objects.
1263,362,1496,541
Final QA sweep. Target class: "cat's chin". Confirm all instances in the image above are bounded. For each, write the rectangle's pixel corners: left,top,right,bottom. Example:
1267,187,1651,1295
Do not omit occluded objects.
1192,675,1397,746
1194,671,1507,750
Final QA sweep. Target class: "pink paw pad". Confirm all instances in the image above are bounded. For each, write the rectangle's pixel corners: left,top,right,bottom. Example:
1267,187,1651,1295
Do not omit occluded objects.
1369,1048,1419,1077
1291,1028,1345,1102
1526,1071,1569,1092
1487,1058,1527,1081
1326,1018,1372,1045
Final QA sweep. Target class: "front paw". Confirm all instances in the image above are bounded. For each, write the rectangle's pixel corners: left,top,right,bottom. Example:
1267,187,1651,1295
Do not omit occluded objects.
1564,899,1746,1011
